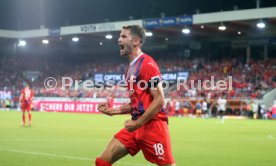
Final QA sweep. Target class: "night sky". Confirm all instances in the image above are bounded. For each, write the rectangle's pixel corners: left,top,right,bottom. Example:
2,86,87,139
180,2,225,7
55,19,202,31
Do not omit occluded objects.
0,0,276,30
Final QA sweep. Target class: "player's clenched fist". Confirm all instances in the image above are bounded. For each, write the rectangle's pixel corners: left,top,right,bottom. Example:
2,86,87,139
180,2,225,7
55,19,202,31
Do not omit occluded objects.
97,103,107,111
124,119,142,132
97,103,113,116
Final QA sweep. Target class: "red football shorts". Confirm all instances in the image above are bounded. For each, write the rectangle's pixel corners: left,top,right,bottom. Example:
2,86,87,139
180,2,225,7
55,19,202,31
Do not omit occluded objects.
21,104,31,111
115,119,175,165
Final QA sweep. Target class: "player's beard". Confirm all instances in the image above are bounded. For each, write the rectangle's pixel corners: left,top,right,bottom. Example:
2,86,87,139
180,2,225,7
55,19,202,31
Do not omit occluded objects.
120,44,132,57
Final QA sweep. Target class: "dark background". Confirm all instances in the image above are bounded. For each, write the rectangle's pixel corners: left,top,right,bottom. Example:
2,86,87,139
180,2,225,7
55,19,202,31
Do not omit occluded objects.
1,0,276,30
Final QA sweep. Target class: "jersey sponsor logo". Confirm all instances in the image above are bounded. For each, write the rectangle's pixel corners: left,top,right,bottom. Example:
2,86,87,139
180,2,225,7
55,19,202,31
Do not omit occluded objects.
148,62,154,66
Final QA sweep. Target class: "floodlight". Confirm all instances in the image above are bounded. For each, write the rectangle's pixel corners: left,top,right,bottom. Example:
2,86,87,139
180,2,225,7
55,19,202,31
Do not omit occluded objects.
146,32,153,37
182,28,190,34
18,40,26,47
256,20,266,29
105,34,113,39
72,37,79,42
42,39,49,44
218,23,226,31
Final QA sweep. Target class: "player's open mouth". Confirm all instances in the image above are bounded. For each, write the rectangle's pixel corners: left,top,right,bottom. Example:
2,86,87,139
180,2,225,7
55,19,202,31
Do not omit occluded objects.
119,45,125,50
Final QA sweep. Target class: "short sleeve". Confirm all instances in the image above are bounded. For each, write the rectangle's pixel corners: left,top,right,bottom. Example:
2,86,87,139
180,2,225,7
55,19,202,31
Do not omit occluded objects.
140,60,161,87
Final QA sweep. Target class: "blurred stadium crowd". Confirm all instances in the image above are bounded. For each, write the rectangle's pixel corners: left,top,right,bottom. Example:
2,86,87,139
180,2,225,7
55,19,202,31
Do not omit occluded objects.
1,51,275,103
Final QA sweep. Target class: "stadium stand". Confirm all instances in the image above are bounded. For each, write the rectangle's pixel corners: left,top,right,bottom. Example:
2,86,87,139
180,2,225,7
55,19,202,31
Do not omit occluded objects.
0,6,275,117
0,52,275,100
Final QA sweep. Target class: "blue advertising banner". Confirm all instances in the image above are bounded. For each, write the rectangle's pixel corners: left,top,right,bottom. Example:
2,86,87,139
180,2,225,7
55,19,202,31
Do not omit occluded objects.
160,17,177,26
177,72,189,80
143,18,161,28
49,28,61,36
177,16,193,25
94,72,189,83
143,15,193,28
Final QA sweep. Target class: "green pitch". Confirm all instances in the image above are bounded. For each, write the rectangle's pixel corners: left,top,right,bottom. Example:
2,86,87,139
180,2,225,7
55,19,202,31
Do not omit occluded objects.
0,111,275,166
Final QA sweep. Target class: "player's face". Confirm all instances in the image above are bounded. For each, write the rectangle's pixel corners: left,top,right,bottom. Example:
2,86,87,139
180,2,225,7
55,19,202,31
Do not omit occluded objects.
118,29,134,56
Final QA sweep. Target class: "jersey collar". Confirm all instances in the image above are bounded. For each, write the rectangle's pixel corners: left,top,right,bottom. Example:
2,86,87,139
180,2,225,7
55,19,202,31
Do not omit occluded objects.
130,53,144,66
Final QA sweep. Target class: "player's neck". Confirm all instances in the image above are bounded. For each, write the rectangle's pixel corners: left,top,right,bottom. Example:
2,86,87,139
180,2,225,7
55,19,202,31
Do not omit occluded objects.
128,48,143,64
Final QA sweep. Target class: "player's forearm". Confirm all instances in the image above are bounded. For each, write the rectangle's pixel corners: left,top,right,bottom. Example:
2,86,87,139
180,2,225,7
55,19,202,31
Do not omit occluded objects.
136,95,165,126
111,104,131,115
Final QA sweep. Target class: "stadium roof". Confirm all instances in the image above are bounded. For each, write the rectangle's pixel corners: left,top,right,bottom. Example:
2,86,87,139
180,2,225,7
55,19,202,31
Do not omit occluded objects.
1,0,276,30
0,1,276,55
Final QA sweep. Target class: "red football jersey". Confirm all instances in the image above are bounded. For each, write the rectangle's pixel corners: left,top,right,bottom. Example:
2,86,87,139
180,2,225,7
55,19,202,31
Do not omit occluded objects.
125,53,167,121
21,88,33,104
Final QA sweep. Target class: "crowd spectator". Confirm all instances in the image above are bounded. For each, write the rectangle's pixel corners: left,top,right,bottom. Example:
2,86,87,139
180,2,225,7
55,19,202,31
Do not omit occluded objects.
0,52,275,101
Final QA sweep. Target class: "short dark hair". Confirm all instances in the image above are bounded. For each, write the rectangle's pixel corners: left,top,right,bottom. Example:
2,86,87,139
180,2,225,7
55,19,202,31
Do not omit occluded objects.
122,25,146,45
24,83,30,88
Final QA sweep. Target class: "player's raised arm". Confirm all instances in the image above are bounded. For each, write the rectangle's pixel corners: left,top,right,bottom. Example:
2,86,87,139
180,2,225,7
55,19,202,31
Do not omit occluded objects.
97,103,131,116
